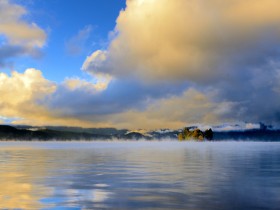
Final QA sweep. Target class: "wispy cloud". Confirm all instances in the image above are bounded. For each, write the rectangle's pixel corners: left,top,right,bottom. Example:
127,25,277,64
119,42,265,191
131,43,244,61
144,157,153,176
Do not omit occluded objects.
65,25,93,56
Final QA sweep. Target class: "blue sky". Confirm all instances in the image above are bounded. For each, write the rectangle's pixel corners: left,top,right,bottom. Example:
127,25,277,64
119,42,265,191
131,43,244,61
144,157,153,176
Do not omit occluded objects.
1,0,280,129
7,0,126,81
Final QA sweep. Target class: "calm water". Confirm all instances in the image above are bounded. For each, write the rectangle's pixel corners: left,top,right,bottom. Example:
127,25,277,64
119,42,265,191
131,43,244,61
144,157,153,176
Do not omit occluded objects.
0,141,279,210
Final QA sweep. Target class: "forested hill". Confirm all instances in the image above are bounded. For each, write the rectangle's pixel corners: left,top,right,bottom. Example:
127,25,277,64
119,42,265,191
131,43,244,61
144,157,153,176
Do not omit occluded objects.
0,125,109,140
0,125,279,141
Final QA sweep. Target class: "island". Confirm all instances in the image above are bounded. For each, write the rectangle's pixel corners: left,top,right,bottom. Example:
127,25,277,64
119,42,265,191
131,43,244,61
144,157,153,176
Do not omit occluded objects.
178,127,213,141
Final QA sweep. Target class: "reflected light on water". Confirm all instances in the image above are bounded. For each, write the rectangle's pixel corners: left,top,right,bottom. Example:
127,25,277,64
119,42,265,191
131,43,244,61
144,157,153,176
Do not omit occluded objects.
0,141,279,209
0,148,54,209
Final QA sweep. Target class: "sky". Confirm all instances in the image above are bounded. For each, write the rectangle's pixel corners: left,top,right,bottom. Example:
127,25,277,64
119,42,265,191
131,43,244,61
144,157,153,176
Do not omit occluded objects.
0,0,280,129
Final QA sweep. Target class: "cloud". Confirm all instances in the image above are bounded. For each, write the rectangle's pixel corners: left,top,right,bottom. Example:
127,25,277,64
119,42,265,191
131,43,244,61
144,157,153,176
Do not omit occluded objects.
65,25,93,56
0,69,111,127
2,0,280,129
0,44,25,67
0,69,56,121
82,50,107,74
83,0,280,83
100,89,221,129
0,0,46,66
80,0,280,127
0,0,46,48
63,75,111,92
0,69,107,127
46,78,231,129
48,78,186,119
1,66,277,129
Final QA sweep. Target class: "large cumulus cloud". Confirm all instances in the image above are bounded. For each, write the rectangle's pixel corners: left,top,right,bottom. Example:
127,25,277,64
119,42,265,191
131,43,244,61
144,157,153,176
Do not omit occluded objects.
0,0,46,66
0,69,115,127
80,0,280,127
0,68,226,129
0,69,56,123
83,0,280,82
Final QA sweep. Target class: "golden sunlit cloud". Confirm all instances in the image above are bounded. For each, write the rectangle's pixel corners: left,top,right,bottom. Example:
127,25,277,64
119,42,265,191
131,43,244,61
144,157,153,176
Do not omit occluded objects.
78,0,280,127
0,69,113,128
84,0,280,83
104,88,235,129
0,0,46,48
0,69,56,123
64,76,111,92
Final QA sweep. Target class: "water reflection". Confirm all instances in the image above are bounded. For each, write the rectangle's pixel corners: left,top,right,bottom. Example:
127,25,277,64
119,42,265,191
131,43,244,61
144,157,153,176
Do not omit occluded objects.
0,147,53,209
0,141,279,209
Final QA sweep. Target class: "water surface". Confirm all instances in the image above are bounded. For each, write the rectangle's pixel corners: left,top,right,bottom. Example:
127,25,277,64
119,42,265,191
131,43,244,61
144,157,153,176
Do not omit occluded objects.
0,141,279,209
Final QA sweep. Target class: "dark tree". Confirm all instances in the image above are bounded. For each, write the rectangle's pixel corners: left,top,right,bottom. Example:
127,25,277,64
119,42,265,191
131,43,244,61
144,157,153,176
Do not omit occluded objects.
204,128,213,140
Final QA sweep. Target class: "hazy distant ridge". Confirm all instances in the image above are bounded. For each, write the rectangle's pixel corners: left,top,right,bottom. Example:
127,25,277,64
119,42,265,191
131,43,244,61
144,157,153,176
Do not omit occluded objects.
0,124,279,141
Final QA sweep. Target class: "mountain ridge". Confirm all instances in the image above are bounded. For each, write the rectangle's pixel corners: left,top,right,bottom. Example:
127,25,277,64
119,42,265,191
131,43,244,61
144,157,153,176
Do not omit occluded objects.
0,124,279,141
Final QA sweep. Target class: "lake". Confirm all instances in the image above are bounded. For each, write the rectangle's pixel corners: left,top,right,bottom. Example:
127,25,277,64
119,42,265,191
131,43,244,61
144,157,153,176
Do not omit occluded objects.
0,141,279,209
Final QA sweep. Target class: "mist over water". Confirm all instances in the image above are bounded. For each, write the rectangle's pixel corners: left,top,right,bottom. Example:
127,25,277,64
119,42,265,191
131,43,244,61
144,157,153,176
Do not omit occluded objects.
0,141,279,209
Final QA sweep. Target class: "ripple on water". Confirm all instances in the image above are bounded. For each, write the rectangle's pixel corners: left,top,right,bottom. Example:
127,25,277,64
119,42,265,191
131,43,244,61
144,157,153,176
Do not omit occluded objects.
0,141,279,209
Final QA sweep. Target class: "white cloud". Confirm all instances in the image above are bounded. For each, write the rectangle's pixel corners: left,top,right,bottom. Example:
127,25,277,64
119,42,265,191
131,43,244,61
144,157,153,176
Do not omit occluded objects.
0,69,56,123
63,75,111,92
80,0,280,127
0,69,55,105
0,0,46,48
83,0,280,83
0,0,47,67
82,50,107,75
0,69,113,127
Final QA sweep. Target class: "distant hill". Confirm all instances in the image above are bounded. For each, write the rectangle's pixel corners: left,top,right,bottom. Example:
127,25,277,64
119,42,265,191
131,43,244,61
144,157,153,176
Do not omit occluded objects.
14,125,128,136
0,125,109,140
213,129,280,141
0,124,279,141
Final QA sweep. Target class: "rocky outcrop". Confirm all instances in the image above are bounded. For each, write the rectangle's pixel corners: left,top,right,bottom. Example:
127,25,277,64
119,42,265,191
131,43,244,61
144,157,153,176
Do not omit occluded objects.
178,127,213,141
